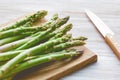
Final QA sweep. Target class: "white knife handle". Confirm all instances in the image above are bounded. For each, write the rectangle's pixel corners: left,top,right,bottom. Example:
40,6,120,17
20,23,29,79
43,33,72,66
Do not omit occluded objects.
105,33,120,60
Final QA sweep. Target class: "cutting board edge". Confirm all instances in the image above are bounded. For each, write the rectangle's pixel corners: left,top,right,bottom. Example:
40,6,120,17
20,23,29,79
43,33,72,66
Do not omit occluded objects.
48,54,97,80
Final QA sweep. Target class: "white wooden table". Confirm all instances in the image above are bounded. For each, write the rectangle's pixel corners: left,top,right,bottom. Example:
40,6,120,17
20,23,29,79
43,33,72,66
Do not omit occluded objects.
0,0,120,80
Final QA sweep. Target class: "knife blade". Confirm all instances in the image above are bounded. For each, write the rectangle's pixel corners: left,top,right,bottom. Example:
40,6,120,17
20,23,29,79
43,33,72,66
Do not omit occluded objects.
85,9,120,60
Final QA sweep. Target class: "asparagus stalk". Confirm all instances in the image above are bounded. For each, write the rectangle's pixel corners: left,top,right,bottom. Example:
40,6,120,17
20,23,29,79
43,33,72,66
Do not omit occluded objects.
21,14,59,37
0,34,71,78
51,13,59,21
24,13,59,37
0,17,67,52
44,40,85,54
0,50,23,61
0,38,85,61
0,39,85,61
0,61,7,66
0,38,29,52
0,36,85,61
40,23,72,43
53,40,85,51
49,23,72,40
0,34,30,46
24,49,83,61
3,50,82,79
0,32,44,52
40,13,59,27
72,36,88,41
0,23,73,61
0,26,53,39
22,21,33,27
16,21,36,35
0,15,60,52
0,10,47,32
15,14,59,38
16,16,69,50
29,13,59,33
21,31,37,36
31,13,59,31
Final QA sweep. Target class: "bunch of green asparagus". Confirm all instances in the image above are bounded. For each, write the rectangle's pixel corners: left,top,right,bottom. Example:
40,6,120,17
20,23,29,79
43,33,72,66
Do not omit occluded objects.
0,10,87,80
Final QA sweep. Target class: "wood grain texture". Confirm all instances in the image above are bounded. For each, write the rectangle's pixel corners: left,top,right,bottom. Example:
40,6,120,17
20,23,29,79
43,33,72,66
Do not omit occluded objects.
105,34,120,59
0,0,120,80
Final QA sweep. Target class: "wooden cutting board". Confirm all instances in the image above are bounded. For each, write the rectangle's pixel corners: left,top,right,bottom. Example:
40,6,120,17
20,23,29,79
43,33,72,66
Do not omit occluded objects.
16,46,97,80
0,14,97,80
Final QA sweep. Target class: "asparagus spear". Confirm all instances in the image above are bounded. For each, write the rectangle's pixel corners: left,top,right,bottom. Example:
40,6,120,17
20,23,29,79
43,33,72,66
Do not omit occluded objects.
0,32,43,52
0,24,73,61
0,26,53,39
0,50,23,61
0,38,29,52
13,14,59,38
0,15,60,52
0,34,30,46
0,40,84,61
53,40,85,51
40,23,72,43
31,13,59,31
0,13,60,51
3,50,82,79
24,49,83,61
22,21,33,27
0,34,71,78
0,35,85,60
0,38,85,61
0,37,85,61
0,61,7,66
20,14,59,37
16,16,69,50
49,23,72,40
21,31,37,36
72,36,88,41
0,17,66,52
51,13,59,21
0,10,47,32
44,40,85,54
41,13,59,27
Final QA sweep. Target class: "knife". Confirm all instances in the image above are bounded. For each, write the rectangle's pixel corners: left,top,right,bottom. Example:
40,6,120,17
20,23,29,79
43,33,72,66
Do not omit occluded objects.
85,9,120,59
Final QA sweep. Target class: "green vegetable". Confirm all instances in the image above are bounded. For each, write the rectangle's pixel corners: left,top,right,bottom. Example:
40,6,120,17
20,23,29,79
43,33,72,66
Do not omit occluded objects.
0,61,7,66
72,36,88,41
0,10,47,32
49,23,72,40
16,16,69,50
0,23,73,61
22,21,33,27
0,40,85,61
0,26,53,39
0,35,30,46
0,11,87,80
0,50,23,61
44,40,85,54
0,38,29,52
41,23,72,42
0,14,61,52
0,19,71,52
51,13,59,21
0,34,71,78
2,50,82,79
